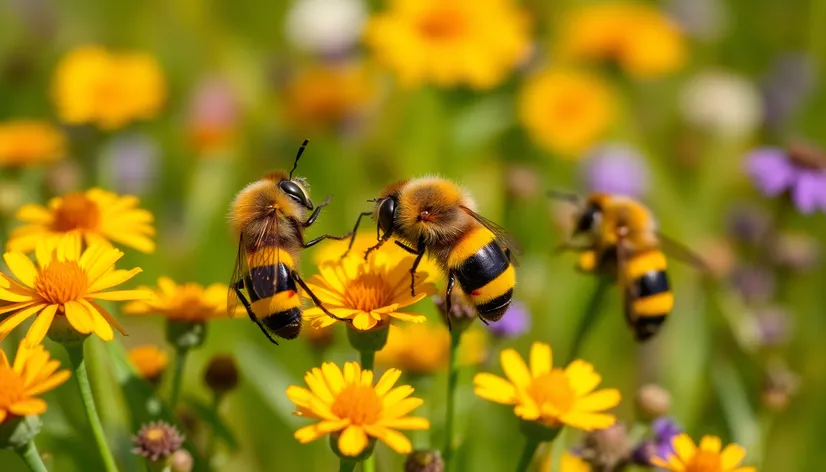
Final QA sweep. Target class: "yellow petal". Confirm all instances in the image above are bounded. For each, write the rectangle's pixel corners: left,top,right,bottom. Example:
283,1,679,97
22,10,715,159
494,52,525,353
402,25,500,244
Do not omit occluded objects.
337,426,368,457
352,312,377,330
699,435,721,453
286,386,314,408
25,369,71,397
8,398,47,416
564,360,601,396
650,457,680,471
83,301,114,341
530,342,552,378
672,434,697,463
382,397,423,420
558,411,616,431
321,362,346,394
4,252,38,287
379,416,430,430
305,368,334,404
500,348,531,390
343,362,361,384
87,267,142,293
64,300,94,334
88,289,150,301
24,304,58,347
0,278,36,302
375,368,401,396
383,385,414,409
363,424,413,454
720,444,747,469
573,388,621,413
294,424,327,444
473,372,518,405
15,204,52,223
84,300,127,336
0,303,45,341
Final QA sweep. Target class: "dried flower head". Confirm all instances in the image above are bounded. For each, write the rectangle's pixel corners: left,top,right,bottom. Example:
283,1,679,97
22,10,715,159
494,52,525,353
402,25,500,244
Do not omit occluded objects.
204,355,239,395
578,423,631,471
404,450,445,472
132,421,185,462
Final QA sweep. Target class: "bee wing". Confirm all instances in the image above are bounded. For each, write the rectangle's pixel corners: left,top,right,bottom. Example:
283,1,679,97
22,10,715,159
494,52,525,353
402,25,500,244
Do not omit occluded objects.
655,232,709,272
460,206,522,265
227,234,249,317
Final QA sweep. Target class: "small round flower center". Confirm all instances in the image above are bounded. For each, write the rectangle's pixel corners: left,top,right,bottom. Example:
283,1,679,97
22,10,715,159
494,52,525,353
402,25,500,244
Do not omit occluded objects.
417,8,467,41
34,261,88,304
331,384,382,425
343,274,391,312
52,193,101,231
526,369,576,414
685,450,722,472
0,366,24,406
144,427,166,442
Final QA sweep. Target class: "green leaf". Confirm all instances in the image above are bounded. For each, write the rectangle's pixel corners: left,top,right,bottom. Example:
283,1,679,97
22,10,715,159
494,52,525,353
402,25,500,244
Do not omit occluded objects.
712,360,761,462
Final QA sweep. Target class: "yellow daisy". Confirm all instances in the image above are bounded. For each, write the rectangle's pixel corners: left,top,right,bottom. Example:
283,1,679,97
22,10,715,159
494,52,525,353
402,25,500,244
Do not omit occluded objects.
561,451,592,472
376,323,487,374
557,2,686,79
0,120,65,167
0,342,71,424
473,342,620,431
286,361,430,457
7,188,155,254
52,45,166,129
519,68,616,158
652,434,755,472
303,249,436,331
125,277,239,322
128,345,169,382
0,234,147,346
363,0,531,89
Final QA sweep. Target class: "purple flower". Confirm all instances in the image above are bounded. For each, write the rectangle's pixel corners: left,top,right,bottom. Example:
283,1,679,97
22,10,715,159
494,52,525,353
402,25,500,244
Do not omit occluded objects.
489,301,530,338
581,143,650,198
746,146,826,214
632,417,682,465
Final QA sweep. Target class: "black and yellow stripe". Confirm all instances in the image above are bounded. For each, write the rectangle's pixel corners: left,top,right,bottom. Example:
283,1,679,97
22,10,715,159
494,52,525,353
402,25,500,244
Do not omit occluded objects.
624,249,673,341
245,247,302,339
448,227,515,322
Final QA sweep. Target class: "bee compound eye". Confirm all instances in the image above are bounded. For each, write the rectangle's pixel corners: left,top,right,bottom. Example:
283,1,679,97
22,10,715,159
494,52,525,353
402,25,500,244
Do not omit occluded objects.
279,180,308,206
575,206,599,234
378,198,397,234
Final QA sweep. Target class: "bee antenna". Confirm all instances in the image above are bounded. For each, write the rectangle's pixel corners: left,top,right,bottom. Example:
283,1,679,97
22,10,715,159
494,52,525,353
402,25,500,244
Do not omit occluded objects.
366,198,380,203
289,139,310,179
547,189,580,204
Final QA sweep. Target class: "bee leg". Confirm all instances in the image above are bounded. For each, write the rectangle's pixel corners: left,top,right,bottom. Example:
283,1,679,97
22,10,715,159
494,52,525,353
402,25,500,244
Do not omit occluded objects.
302,195,333,227
394,241,418,253
233,284,279,345
339,211,373,259
554,242,591,254
291,271,353,324
405,237,427,297
443,271,455,330
364,232,392,260
303,232,353,249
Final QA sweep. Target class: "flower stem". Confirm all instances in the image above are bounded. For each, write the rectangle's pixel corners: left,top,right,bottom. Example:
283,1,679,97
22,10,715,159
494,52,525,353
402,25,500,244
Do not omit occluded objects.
443,330,462,470
338,459,357,472
170,346,189,409
358,349,376,472
15,440,47,472
567,276,611,364
66,343,119,472
206,392,223,470
514,437,541,472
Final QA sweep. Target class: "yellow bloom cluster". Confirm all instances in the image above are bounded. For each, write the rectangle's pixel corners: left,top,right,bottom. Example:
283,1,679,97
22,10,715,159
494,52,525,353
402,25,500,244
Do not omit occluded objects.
0,343,70,424
558,2,686,79
0,120,65,167
52,45,166,129
364,0,531,89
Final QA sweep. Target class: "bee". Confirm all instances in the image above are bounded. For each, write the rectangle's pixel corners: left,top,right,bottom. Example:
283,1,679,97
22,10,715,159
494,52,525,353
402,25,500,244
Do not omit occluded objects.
228,140,351,344
342,177,520,326
554,192,704,341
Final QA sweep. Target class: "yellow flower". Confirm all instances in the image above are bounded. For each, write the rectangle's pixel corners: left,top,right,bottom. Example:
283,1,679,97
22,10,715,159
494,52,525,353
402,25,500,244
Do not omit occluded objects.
52,45,166,129
286,361,429,457
128,345,169,381
363,0,531,89
519,68,616,158
125,277,238,322
0,342,71,424
284,62,376,130
0,234,147,346
303,249,437,331
473,342,620,431
7,188,156,254
0,120,65,167
376,324,487,374
557,2,686,79
561,451,592,472
652,434,755,472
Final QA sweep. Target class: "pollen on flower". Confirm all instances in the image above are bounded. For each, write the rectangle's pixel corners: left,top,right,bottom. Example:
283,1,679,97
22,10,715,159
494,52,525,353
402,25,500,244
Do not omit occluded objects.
417,8,466,40
527,370,576,415
331,385,382,424
343,274,391,312
34,261,89,304
52,193,101,231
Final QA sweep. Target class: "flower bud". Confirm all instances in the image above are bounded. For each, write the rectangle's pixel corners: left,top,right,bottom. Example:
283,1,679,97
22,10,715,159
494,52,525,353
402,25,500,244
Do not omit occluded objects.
166,320,207,349
128,345,169,386
578,423,631,471
0,416,42,450
433,292,476,333
170,449,194,472
132,421,185,462
404,450,444,472
346,322,390,353
329,431,375,461
204,355,239,396
635,384,672,420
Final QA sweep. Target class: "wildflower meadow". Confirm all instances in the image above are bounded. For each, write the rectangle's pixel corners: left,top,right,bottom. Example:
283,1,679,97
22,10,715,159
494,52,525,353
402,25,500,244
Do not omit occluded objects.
0,1,824,471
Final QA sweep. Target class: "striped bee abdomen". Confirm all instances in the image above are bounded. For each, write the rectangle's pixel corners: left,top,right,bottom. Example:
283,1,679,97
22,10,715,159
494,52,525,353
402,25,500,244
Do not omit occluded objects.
625,250,673,341
448,227,515,322
245,254,303,339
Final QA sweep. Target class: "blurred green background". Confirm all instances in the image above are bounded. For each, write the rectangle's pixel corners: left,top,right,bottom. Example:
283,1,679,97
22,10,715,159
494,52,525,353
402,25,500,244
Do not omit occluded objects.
1,0,825,471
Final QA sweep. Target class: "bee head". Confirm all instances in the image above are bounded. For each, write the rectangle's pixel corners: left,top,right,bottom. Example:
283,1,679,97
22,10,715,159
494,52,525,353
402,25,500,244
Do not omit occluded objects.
279,178,313,210
574,203,602,236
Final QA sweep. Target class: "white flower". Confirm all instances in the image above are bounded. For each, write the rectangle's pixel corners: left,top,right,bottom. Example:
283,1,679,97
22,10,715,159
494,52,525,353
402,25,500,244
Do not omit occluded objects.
680,70,763,139
285,0,367,55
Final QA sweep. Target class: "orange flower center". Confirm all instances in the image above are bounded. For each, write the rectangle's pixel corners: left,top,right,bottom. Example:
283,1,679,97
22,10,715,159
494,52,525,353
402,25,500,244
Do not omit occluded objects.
165,286,219,320
551,94,588,123
0,365,24,406
417,8,467,41
144,427,166,442
342,274,391,312
685,451,722,472
34,261,88,304
52,193,100,232
331,384,382,425
526,369,576,414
